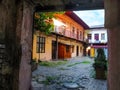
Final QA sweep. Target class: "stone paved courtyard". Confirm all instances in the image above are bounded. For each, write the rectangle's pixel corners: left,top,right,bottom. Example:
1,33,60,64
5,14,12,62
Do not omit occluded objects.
32,57,107,90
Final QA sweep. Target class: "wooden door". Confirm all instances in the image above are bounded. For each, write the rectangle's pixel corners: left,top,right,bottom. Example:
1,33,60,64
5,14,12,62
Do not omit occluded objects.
76,46,79,56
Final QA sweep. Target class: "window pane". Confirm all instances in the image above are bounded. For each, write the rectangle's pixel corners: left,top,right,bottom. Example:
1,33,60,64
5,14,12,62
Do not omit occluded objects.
94,34,99,40
36,36,45,53
36,43,40,53
87,34,92,39
101,33,105,40
37,36,39,42
80,31,82,39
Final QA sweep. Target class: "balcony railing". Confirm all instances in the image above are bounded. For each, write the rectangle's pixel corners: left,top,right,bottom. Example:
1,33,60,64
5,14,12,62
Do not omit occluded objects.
53,29,83,41
84,39,107,44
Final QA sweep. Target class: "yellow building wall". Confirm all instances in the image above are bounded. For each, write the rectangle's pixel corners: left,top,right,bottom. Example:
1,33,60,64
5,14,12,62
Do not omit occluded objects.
90,47,95,57
32,32,52,62
71,42,83,57
32,32,84,61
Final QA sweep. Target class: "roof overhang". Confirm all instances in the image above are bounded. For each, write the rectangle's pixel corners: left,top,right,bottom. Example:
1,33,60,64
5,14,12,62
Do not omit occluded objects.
65,11,90,29
33,0,104,12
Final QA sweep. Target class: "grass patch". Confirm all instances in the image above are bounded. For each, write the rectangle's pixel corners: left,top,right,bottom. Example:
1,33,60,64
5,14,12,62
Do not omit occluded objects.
59,67,69,70
67,60,91,67
42,76,57,85
67,62,81,67
39,60,68,67
81,61,91,64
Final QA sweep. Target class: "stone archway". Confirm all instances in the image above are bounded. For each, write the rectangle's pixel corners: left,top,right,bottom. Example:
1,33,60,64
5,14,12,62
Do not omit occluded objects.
0,0,34,90
0,0,120,90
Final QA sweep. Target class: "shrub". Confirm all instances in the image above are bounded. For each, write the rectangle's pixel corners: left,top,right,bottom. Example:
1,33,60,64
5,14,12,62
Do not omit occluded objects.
93,48,107,70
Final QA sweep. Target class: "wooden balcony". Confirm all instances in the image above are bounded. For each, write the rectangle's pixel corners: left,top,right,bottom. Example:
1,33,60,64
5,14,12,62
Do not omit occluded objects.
53,29,83,41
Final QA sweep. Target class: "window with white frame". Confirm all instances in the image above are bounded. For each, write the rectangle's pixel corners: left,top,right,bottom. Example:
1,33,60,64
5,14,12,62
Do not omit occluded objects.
101,33,105,40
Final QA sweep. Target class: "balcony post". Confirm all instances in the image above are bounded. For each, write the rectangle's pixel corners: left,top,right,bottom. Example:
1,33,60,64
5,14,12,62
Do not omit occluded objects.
56,35,59,60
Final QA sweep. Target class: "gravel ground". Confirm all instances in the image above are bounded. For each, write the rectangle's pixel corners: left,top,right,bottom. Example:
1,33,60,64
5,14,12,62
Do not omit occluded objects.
32,56,107,90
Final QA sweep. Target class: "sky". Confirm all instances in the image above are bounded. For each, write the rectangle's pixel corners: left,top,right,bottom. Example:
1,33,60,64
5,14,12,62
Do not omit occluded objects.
74,9,104,27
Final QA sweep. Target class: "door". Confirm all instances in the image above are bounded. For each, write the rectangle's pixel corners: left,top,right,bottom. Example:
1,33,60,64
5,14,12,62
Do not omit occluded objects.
52,41,56,59
76,46,79,56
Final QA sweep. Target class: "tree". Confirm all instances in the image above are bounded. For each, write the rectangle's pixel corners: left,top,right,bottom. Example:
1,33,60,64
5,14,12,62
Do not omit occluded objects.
34,12,64,34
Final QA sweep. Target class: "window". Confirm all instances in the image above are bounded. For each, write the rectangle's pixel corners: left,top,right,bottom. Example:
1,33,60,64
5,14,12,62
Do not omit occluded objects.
80,31,82,39
36,36,45,53
77,29,79,39
94,34,99,41
101,33,105,40
87,34,92,40
54,25,58,32
62,25,66,35
72,27,75,37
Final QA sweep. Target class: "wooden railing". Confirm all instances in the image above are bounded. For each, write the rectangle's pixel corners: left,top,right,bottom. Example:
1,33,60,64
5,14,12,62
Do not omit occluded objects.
53,29,83,41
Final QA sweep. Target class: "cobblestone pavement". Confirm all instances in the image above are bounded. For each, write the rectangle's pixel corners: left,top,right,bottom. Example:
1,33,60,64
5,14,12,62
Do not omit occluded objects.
32,57,107,90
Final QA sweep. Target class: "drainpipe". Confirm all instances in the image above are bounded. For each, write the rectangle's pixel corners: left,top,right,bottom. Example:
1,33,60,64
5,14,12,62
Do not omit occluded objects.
56,35,58,60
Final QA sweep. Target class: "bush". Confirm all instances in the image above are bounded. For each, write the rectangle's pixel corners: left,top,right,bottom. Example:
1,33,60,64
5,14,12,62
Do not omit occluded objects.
93,48,107,70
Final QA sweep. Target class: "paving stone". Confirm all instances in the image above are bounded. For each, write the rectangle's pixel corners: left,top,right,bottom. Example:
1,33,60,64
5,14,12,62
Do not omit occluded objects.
37,77,46,83
32,56,107,90
63,82,79,89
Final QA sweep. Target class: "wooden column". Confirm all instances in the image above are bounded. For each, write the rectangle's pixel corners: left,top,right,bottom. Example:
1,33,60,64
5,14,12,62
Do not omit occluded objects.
56,35,58,60
105,0,120,90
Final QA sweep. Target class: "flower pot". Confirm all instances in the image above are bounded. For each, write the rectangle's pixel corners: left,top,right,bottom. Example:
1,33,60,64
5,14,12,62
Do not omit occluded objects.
95,67,106,80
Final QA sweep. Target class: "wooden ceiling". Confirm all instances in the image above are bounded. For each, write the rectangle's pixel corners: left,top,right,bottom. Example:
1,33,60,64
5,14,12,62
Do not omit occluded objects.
32,0,104,12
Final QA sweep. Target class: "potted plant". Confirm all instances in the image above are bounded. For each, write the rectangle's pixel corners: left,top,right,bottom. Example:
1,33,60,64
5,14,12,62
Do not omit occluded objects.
93,48,107,79
31,59,38,71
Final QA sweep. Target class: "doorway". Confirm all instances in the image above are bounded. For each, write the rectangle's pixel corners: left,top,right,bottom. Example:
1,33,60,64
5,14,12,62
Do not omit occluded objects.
52,41,56,59
76,46,79,56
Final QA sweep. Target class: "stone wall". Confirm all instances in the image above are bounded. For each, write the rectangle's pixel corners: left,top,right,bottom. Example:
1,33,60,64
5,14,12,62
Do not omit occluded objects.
0,0,33,90
0,0,17,90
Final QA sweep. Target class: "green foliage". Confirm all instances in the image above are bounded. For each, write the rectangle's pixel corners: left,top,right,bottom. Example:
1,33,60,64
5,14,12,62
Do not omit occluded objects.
81,60,91,64
93,48,107,70
34,12,53,34
67,61,91,67
42,76,57,85
67,62,81,67
34,12,64,35
39,60,68,67
59,67,69,70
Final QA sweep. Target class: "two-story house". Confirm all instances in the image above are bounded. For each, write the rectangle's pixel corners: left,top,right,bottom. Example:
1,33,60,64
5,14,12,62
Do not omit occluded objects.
32,11,89,61
84,26,108,58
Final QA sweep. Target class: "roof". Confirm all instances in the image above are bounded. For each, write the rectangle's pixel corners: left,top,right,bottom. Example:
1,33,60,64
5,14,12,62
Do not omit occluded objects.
90,25,105,29
65,11,90,29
